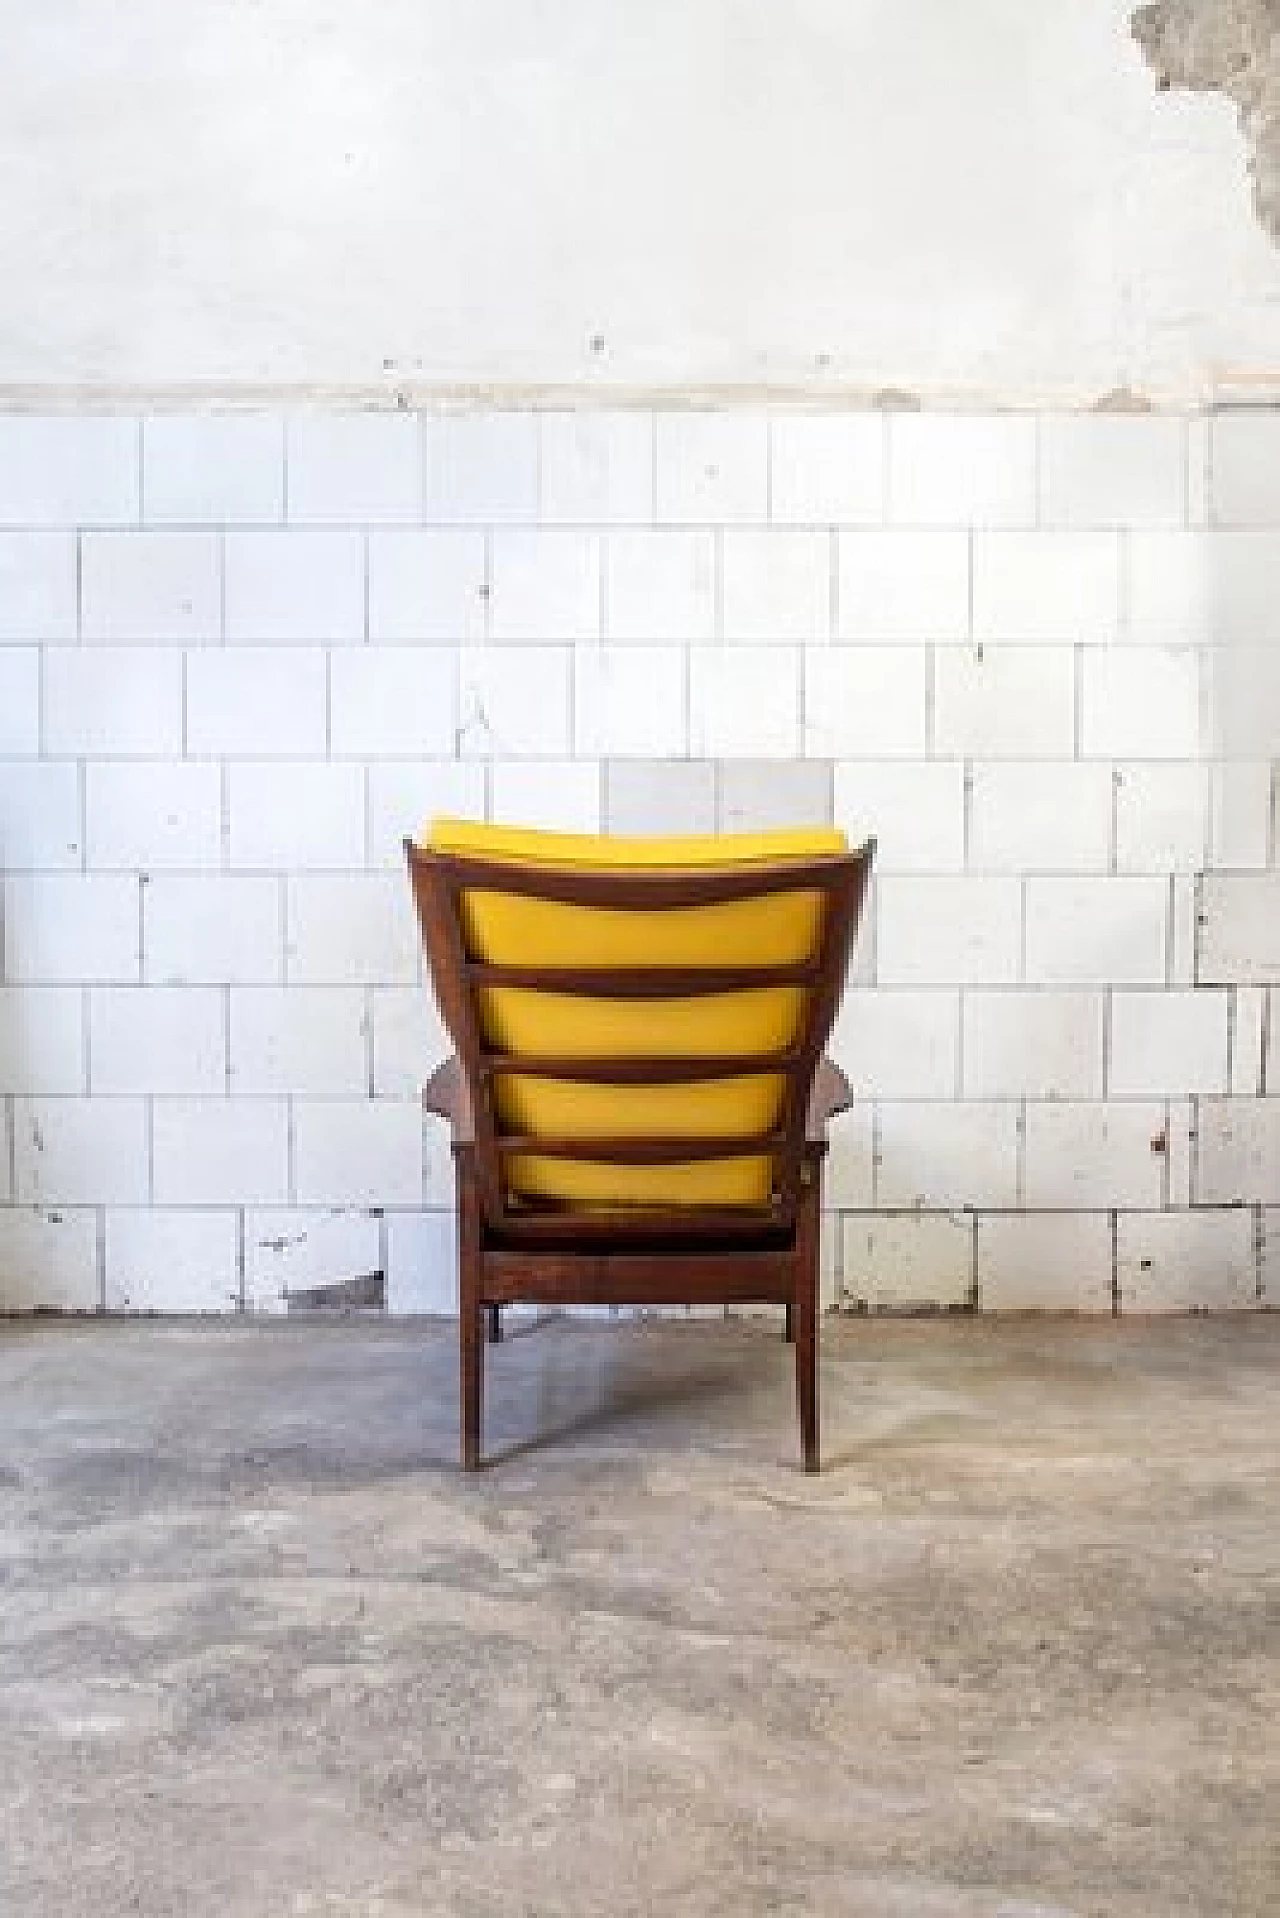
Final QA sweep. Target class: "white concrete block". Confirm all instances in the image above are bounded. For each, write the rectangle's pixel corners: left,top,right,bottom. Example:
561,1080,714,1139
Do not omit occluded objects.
44,647,182,757
829,989,959,1100
142,413,284,524
1023,1101,1165,1210
1081,649,1203,760
877,877,1021,986
294,1100,424,1207
81,532,220,643
837,531,969,642
457,647,570,758
152,1098,289,1205
574,646,686,759
1231,986,1266,1098
0,532,77,640
1117,1209,1259,1313
1128,530,1280,646
1208,763,1272,871
832,759,959,874
0,1207,99,1311
1167,1097,1195,1209
229,987,367,1096
769,414,884,525
330,647,457,759
4,876,139,983
1264,1210,1280,1307
386,1210,458,1316
367,528,487,642
285,412,421,523
1188,416,1211,528
825,1102,875,1208
603,761,715,836
86,761,223,872
539,412,653,524
1024,878,1167,986
1110,989,1230,1097
1040,416,1185,527
605,530,714,641
0,651,39,755
0,416,139,527
1209,412,1280,526
0,1211,84,1318
690,647,799,758
368,760,486,870
977,1213,1114,1312
655,412,768,523
489,529,601,641
934,646,1075,759
1114,764,1208,873
91,987,226,1095
888,415,1037,527
423,412,539,524
1198,874,1280,985
13,1097,148,1204
1170,877,1197,988
820,1210,841,1311
1196,1099,1280,1203
105,1210,240,1313
972,531,1120,643
144,877,281,986
803,647,926,759
842,1212,974,1311
285,875,419,986
1206,644,1280,759
370,986,449,1100
244,1207,381,1313
718,760,833,832
877,1101,1019,1209
491,760,601,833
0,989,84,1095
186,647,328,757
0,763,81,870
228,762,366,871
968,763,1112,873
963,990,1104,1100
224,530,364,642
721,529,829,642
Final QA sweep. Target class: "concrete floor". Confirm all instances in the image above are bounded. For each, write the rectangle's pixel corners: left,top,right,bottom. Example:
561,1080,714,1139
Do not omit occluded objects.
0,1315,1276,1917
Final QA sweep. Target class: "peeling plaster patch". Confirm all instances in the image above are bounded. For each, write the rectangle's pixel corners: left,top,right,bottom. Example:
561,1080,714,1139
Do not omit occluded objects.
1133,0,1280,241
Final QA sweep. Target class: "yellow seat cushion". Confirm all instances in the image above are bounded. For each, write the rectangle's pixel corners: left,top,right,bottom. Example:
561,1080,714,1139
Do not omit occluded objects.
423,819,849,1209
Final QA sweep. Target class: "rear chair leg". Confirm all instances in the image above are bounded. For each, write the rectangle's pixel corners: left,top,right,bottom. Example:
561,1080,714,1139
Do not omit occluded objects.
458,1159,484,1470
486,1304,503,1344
783,1303,794,1343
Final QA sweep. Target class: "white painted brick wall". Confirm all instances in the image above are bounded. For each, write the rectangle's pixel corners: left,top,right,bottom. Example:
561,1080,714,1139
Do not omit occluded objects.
0,403,1270,1316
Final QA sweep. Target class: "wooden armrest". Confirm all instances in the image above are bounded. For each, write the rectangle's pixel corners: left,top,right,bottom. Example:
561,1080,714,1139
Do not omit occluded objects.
422,1055,474,1145
806,1057,853,1149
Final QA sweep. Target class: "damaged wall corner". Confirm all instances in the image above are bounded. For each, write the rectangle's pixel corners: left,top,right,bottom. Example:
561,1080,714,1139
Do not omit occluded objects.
1133,0,1280,241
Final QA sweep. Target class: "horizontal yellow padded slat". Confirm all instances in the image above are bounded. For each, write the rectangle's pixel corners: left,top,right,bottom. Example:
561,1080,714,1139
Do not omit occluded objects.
478,985,807,1059
492,1073,785,1140
426,819,849,867
506,1154,774,1209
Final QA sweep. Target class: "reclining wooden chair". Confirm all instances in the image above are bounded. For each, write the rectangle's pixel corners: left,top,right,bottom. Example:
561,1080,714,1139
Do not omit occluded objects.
405,820,874,1472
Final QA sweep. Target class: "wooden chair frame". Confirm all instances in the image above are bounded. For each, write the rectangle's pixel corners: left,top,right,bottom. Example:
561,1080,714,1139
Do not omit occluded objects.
405,838,874,1471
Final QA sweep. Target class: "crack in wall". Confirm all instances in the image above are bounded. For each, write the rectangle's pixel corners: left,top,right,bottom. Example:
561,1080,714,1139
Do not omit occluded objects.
1133,0,1280,241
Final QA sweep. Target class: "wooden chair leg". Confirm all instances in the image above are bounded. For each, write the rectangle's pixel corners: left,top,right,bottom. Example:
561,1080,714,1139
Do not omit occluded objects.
794,1172,820,1473
486,1304,502,1344
458,1158,484,1471
783,1303,794,1343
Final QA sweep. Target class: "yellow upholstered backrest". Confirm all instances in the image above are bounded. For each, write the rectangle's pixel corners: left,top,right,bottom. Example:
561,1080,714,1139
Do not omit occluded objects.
425,819,849,1210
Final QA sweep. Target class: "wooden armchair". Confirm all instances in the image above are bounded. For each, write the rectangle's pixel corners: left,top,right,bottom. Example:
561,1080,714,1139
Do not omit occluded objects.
405,820,874,1472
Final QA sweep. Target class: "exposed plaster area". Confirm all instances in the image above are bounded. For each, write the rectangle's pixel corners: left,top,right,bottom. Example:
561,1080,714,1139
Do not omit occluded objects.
1134,0,1280,239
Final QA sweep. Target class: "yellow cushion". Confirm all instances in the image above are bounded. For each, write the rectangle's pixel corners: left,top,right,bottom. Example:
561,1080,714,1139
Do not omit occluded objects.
423,819,848,1209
